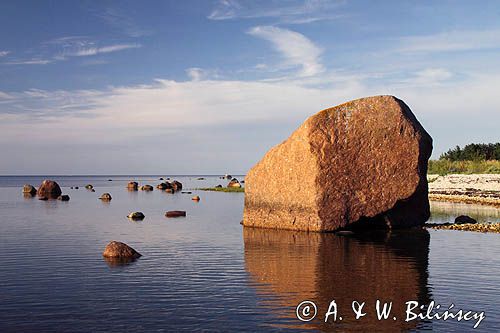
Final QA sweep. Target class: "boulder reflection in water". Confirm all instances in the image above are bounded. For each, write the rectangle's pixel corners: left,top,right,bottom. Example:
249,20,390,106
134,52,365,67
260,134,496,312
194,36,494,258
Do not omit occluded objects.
243,227,431,332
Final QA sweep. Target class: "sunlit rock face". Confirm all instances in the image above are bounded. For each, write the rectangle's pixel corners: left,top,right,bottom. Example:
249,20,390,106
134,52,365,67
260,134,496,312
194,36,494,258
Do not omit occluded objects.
243,95,433,232
243,228,431,331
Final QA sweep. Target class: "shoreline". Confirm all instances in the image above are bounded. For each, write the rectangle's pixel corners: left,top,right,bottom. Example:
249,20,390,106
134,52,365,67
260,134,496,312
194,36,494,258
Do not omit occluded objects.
428,174,500,207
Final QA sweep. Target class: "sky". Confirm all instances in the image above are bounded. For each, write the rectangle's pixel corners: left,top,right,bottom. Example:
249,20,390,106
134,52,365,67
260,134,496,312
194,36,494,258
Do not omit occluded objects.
1,0,499,175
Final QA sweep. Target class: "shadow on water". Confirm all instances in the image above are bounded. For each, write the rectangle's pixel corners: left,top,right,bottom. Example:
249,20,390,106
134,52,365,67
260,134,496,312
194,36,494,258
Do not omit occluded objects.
243,227,432,332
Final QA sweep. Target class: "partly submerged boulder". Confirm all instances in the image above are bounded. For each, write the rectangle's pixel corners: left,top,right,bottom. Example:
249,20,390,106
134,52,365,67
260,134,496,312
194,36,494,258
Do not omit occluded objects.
37,180,62,199
23,184,37,196
127,182,138,191
57,195,70,201
99,193,112,201
127,212,145,220
227,178,241,188
243,95,433,232
455,215,477,225
165,210,186,218
171,180,183,191
140,185,154,191
102,241,141,259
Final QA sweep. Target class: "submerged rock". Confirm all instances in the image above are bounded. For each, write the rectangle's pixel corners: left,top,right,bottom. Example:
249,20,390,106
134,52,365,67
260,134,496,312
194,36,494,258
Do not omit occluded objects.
99,193,112,201
102,241,141,259
37,180,62,199
127,212,145,220
455,215,477,225
243,95,433,232
38,196,49,201
165,210,186,218
23,184,37,196
192,195,200,201
57,195,70,201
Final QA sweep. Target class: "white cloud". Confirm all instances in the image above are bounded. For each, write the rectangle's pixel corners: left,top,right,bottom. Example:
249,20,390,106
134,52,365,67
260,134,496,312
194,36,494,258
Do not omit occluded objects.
3,59,52,65
413,68,453,84
0,91,13,99
186,68,206,81
208,0,343,24
68,43,141,57
0,51,10,57
398,29,500,53
247,26,324,77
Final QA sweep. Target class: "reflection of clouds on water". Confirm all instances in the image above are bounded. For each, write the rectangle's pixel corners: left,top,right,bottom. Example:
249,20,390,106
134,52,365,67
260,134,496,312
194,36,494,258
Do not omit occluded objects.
430,201,500,224
243,227,431,332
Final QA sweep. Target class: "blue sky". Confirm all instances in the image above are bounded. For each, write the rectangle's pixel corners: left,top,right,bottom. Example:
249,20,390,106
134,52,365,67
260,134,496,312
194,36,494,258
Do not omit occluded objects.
1,0,499,174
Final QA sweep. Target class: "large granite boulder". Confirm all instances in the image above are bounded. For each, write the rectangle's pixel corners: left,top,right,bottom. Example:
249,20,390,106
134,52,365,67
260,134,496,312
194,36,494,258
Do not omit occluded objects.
37,180,62,199
243,96,433,232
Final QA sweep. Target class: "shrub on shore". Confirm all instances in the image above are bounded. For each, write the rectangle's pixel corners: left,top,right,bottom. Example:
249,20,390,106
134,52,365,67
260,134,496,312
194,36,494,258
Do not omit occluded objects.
428,159,500,175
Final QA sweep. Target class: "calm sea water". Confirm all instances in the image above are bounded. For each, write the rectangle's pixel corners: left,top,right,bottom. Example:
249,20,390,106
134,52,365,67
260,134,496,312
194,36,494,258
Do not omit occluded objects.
0,176,499,332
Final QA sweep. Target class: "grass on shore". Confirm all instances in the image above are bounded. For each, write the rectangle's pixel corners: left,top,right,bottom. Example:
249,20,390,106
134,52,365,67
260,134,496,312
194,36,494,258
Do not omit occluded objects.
197,187,245,193
428,159,500,175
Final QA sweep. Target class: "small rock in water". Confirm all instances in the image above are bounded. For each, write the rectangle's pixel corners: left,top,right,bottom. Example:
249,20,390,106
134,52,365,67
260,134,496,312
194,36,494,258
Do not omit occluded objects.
455,215,477,225
227,178,241,188
102,241,141,258
192,195,200,201
215,184,222,188
57,195,70,201
165,210,186,218
37,180,62,199
140,185,154,191
197,177,205,180
159,177,164,180
74,186,79,189
70,187,74,189
91,189,96,192
23,184,37,195
181,191,192,194
127,182,138,191
171,180,183,191
127,212,145,220
108,179,112,182
38,196,49,201
85,184,93,190
99,193,112,201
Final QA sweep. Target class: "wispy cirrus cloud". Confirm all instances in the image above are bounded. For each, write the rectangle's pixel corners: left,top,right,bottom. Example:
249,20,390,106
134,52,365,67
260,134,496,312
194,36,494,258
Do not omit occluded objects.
398,29,500,53
95,7,152,37
0,51,10,57
3,59,53,65
1,37,141,66
208,0,344,24
247,25,324,77
66,43,141,57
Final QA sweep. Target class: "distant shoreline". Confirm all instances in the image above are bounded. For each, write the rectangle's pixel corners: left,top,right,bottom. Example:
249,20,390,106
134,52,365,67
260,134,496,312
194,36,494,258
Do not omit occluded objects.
428,174,500,207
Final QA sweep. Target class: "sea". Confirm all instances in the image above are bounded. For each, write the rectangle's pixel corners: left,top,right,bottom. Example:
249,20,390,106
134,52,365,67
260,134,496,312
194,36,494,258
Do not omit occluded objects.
0,175,499,332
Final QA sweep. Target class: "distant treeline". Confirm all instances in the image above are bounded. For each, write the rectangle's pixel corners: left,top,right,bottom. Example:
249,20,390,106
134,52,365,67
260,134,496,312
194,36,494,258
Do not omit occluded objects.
440,143,500,161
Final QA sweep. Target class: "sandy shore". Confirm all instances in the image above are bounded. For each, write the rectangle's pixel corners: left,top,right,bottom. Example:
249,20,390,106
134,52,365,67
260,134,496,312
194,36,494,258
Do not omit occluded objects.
428,174,500,207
